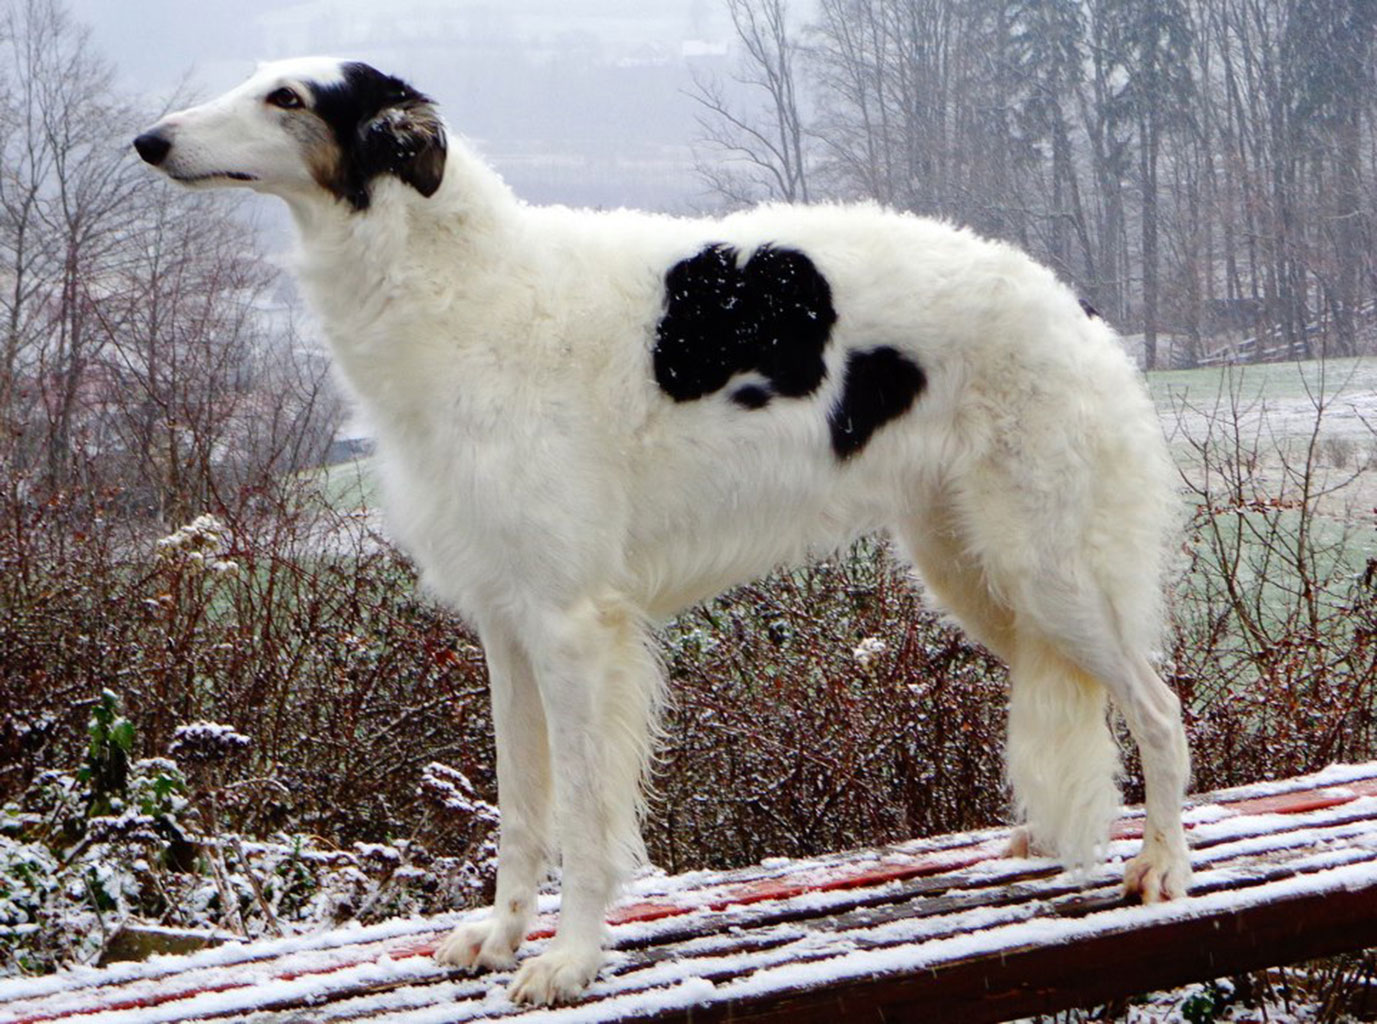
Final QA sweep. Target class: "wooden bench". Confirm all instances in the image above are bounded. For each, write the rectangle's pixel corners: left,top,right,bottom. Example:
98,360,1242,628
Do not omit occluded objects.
5,762,1377,1023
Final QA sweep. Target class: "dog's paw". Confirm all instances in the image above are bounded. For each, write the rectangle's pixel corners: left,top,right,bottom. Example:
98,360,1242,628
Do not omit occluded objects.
434,918,521,972
1124,842,1192,903
507,943,602,1005
1005,825,1055,859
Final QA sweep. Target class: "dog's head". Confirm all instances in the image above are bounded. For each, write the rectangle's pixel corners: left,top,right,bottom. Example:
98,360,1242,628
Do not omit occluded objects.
134,58,447,211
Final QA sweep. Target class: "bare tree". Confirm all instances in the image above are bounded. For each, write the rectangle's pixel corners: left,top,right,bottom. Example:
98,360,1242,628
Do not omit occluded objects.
774,0,1377,366
1095,0,1195,368
0,0,342,524
0,0,147,491
690,0,812,205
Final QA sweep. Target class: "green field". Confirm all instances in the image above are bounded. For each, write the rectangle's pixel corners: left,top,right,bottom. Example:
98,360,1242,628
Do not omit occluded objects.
1149,356,1377,458
1147,356,1377,639
303,455,377,510
1150,354,1377,403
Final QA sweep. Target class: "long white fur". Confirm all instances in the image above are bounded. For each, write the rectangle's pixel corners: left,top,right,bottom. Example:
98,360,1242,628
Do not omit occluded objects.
138,58,1193,1005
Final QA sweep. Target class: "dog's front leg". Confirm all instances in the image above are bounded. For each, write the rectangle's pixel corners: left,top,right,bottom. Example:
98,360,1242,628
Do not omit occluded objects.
507,595,660,1005
436,628,551,971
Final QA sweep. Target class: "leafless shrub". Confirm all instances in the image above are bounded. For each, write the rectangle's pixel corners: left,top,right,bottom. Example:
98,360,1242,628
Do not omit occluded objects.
1161,368,1377,796
651,542,1008,872
0,484,495,844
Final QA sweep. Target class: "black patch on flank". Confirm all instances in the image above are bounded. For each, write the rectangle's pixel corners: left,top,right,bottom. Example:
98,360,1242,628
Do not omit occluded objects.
653,243,837,405
828,346,927,459
1079,298,1101,319
308,62,447,211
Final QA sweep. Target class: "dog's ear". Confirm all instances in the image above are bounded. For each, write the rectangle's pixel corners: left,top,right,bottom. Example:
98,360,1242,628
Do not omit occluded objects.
360,98,447,199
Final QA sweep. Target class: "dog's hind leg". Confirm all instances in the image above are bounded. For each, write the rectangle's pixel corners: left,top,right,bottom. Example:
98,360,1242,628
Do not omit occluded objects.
895,512,1117,862
507,593,662,1005
1094,648,1192,901
436,626,552,970
1002,572,1191,900
896,486,1190,898
893,502,1016,663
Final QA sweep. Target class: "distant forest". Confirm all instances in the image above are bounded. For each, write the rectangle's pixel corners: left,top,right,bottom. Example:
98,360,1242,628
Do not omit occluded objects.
696,0,1377,366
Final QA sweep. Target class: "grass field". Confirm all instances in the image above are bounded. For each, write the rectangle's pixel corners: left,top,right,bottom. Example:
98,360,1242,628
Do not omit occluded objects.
1150,357,1377,572
305,455,376,510
1151,355,1377,453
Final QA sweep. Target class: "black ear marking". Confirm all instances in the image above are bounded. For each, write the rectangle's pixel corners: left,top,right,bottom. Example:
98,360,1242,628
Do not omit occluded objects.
360,103,447,199
309,62,447,210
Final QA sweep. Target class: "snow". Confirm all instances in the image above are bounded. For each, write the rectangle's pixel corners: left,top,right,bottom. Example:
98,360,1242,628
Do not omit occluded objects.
1188,762,1377,801
0,913,471,1005
5,763,1377,1022
154,514,241,575
168,722,251,763
717,857,1377,1001
418,764,500,826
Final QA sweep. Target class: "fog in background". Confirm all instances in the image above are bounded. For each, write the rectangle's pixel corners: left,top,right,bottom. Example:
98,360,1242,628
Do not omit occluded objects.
69,0,742,211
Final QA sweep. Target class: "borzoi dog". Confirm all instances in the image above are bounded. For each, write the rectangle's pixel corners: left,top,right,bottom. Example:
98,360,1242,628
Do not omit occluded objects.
135,59,1192,1005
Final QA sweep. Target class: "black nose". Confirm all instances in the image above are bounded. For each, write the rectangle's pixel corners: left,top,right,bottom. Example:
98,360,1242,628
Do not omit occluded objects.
133,131,172,166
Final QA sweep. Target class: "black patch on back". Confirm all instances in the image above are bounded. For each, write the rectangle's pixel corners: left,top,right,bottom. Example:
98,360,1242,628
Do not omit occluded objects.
653,243,836,405
1079,298,1101,319
309,62,446,211
828,347,926,459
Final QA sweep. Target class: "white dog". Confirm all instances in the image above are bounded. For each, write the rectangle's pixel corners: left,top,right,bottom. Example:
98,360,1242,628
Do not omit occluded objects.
136,58,1192,1005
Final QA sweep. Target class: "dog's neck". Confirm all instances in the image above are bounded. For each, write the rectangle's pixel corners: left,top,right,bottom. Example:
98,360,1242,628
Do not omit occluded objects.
280,137,526,439
288,138,515,268
284,137,520,361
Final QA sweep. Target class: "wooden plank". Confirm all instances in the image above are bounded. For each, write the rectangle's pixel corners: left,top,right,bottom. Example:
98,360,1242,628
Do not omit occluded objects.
402,771,1377,957
0,846,1362,1022
202,841,1377,1021
621,847,1377,976
602,797,1377,959
648,866,1377,1024
6,764,1377,1023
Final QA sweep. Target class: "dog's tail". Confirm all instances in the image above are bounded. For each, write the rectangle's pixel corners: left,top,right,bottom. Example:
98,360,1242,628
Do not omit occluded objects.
1005,632,1122,870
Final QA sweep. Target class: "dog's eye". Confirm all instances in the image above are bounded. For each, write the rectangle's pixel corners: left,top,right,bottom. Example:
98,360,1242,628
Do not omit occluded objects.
265,87,304,110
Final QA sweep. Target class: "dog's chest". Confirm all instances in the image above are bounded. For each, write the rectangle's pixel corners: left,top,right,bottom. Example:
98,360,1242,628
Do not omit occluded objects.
365,364,627,614
371,426,521,614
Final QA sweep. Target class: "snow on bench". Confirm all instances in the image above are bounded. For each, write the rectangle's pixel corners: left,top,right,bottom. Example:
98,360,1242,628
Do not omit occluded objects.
6,762,1377,1023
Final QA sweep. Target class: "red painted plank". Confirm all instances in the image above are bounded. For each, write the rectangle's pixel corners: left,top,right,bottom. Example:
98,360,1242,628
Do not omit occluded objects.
333,768,1377,989
1211,775,1377,817
12,766,1377,1022
638,863,1377,1023
583,773,1377,934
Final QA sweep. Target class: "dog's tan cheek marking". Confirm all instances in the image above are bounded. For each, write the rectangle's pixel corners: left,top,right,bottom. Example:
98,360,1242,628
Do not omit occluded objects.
287,112,344,196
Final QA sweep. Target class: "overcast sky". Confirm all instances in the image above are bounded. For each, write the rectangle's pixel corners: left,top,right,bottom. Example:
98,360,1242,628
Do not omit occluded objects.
69,0,724,95
69,0,738,209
